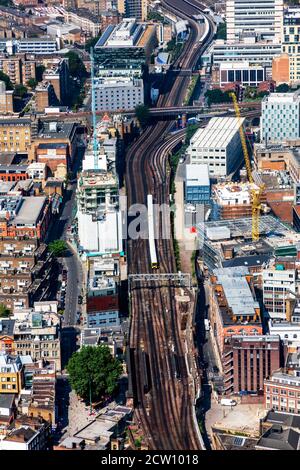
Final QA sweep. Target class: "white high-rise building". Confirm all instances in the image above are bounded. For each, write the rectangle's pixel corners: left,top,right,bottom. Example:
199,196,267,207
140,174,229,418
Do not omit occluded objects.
226,0,284,42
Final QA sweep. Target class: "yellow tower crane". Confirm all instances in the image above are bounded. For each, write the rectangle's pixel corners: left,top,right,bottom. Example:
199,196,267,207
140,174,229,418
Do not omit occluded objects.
230,92,264,241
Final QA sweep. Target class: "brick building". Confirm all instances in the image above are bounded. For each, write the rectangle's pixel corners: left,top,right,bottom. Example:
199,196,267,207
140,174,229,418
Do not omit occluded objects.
0,196,51,240
209,267,262,359
264,370,300,414
0,237,54,310
223,335,281,396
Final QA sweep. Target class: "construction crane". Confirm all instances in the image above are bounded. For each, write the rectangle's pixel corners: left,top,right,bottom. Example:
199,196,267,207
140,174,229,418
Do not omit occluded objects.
230,92,264,241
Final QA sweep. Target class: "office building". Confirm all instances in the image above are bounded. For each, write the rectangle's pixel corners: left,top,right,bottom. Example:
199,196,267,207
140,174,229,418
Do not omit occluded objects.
223,335,280,396
218,61,266,87
15,38,59,55
187,117,244,178
261,90,300,144
185,164,210,204
264,370,300,414
263,265,297,320
93,76,144,111
226,0,284,42
0,353,26,394
282,7,300,85
125,0,148,21
94,18,157,76
209,266,262,360
212,39,282,75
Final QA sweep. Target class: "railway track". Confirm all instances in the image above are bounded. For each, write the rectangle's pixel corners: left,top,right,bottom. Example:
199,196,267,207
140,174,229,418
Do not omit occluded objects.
126,0,215,450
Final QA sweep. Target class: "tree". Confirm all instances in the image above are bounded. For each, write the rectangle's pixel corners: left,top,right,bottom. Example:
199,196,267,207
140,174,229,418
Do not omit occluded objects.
0,304,11,318
0,71,13,90
27,78,37,90
205,89,231,106
65,51,87,79
67,345,122,402
276,83,290,93
14,84,27,98
48,240,68,258
216,22,226,40
85,35,101,52
135,104,150,128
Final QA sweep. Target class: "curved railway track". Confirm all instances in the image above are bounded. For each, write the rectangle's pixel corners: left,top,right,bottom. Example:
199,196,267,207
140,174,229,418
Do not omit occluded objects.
126,0,215,450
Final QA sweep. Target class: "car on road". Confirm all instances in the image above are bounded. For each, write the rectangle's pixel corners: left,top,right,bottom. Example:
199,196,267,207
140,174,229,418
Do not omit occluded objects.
78,295,83,305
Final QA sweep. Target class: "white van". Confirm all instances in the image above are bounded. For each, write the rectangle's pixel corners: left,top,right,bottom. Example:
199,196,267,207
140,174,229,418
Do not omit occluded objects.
220,398,237,406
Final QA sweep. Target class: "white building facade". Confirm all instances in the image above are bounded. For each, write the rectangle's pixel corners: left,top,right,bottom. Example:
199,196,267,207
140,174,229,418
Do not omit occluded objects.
186,117,244,178
226,0,284,42
261,91,300,144
93,76,144,111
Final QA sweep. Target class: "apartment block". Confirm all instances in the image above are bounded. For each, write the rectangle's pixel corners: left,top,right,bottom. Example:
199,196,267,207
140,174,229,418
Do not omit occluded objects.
64,8,101,37
223,335,280,396
13,305,61,371
264,370,300,414
35,83,57,113
0,118,32,153
43,58,70,105
261,91,300,144
187,117,244,178
0,236,54,311
93,76,144,111
0,55,36,86
226,0,284,42
125,0,148,21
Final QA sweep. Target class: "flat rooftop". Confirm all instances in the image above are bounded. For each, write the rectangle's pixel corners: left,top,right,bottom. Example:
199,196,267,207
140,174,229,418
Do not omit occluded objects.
186,164,210,186
13,197,46,227
213,266,260,318
262,90,300,104
189,117,244,150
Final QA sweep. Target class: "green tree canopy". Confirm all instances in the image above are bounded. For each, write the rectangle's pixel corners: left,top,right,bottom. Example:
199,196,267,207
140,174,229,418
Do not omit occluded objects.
135,104,150,128
65,51,88,79
67,345,122,402
27,78,38,90
205,89,231,106
85,35,101,52
0,71,13,90
0,303,11,318
14,84,27,98
48,240,68,258
276,83,290,93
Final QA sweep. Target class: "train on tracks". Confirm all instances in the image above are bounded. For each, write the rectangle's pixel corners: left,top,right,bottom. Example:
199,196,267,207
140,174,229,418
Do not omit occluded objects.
147,194,159,270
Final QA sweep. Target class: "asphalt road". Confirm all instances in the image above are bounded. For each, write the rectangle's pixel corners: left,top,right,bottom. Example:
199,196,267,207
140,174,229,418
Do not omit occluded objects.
46,148,84,328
